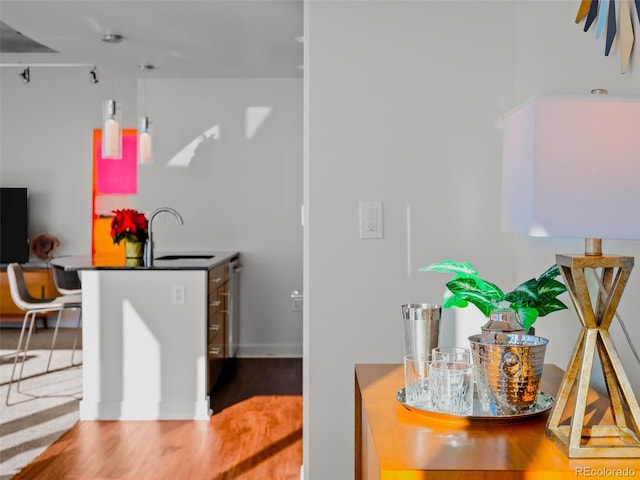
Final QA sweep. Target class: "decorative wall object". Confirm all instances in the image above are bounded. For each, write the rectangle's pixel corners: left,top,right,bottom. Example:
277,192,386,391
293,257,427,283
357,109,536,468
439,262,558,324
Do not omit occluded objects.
575,0,639,73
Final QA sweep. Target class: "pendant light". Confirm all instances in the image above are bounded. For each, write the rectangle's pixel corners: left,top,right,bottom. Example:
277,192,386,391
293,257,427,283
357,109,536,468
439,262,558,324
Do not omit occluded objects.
101,33,123,160
138,64,154,165
102,99,122,159
139,116,153,165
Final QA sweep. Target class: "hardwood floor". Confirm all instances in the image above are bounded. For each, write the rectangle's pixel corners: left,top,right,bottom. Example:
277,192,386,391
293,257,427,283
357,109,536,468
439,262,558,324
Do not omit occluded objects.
13,358,303,480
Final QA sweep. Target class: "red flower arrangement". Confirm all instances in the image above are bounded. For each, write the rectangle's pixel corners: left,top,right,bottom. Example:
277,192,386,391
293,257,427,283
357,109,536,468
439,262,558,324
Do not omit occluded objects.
110,209,149,245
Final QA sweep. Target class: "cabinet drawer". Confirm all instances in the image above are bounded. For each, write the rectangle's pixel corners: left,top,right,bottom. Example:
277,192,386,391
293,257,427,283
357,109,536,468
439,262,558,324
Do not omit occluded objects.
208,295,225,314
208,321,224,344
208,339,224,358
208,265,228,293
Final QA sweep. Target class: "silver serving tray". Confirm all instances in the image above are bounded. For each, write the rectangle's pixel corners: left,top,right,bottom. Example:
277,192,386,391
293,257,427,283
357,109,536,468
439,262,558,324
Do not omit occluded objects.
396,387,554,423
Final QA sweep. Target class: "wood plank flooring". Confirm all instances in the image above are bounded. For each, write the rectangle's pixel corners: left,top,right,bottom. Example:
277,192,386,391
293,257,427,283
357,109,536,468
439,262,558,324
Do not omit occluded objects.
13,358,303,480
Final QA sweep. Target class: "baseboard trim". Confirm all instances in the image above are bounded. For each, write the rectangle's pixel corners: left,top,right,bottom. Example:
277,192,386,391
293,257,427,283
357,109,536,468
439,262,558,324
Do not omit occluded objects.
237,343,302,358
79,399,211,420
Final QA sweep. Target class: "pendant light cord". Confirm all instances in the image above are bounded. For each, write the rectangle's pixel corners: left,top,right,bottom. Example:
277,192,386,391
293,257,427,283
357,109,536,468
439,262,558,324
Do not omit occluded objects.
591,269,640,368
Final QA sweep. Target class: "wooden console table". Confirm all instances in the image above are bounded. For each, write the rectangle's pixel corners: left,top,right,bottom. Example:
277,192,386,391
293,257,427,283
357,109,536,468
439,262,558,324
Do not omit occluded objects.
355,363,640,479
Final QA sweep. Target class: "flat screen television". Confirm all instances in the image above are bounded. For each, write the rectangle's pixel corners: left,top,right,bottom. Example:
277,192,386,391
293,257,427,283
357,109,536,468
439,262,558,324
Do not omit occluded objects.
0,187,30,264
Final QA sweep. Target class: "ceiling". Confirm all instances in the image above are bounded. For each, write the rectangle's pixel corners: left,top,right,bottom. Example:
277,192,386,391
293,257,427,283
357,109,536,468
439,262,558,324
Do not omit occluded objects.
0,1,303,79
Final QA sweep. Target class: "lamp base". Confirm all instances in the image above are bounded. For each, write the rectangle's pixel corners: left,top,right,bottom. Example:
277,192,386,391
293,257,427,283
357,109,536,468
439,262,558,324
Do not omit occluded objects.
547,254,640,458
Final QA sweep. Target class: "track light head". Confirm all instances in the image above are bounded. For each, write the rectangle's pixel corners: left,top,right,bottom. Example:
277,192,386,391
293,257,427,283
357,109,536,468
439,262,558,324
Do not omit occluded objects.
19,67,30,84
90,66,99,84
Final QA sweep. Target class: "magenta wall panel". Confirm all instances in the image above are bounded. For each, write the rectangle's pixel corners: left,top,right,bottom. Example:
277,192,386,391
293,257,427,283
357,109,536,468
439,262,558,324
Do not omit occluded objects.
95,129,138,194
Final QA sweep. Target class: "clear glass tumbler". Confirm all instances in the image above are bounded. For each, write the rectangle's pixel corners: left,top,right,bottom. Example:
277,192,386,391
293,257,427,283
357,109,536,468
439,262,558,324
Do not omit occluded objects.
403,353,435,409
432,346,471,364
429,360,474,415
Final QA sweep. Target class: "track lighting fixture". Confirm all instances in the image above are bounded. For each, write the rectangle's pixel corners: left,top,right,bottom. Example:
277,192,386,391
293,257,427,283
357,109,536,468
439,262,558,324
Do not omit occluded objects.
90,66,99,84
19,67,30,84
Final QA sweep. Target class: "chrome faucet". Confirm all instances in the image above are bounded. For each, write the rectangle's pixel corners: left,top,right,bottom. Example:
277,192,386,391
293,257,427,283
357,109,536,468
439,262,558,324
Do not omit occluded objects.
144,207,184,266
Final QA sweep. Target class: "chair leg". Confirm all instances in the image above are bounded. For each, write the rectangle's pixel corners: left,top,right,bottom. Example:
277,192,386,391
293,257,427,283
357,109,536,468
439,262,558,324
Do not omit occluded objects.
46,309,64,372
6,311,32,405
70,309,82,366
6,311,38,402
16,313,38,394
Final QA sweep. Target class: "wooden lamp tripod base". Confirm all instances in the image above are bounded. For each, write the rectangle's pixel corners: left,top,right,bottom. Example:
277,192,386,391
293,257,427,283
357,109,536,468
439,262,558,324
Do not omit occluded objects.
546,253,640,458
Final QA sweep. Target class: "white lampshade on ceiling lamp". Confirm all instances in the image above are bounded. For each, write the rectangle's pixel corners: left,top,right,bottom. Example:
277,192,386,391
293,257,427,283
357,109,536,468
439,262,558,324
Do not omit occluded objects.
138,63,154,165
102,99,122,159
138,116,153,165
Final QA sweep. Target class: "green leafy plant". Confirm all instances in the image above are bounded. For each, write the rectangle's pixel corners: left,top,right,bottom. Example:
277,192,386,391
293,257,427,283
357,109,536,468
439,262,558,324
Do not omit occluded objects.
420,260,568,332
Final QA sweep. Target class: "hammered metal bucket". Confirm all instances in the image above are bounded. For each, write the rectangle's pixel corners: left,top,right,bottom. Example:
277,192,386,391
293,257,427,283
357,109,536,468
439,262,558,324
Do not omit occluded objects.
468,333,548,415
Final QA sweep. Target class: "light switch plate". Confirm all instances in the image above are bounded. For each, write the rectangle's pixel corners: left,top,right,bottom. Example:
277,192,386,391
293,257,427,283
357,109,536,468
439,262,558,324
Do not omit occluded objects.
359,201,383,239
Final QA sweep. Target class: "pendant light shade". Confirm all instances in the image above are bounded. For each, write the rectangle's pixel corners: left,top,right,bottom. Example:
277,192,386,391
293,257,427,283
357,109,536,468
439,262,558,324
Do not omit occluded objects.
102,99,122,159
138,116,153,165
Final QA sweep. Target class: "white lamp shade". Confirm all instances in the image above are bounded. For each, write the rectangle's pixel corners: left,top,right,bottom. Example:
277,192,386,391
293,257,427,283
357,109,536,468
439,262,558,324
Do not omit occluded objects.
138,116,153,165
102,99,122,160
502,95,640,240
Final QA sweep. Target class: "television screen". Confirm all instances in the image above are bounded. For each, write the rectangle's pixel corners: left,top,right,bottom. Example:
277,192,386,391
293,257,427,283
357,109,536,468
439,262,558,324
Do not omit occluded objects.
0,187,29,264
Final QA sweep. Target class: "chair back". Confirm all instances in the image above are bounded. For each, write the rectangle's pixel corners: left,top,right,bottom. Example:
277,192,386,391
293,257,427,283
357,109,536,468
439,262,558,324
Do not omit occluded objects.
52,264,81,295
6,263,39,311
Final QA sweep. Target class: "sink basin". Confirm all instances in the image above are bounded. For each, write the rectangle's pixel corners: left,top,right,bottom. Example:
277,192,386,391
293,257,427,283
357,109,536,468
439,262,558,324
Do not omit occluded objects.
155,254,214,261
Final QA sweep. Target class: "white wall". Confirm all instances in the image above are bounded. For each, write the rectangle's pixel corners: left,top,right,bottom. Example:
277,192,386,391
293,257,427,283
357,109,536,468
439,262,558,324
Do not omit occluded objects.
0,70,303,357
304,1,640,478
137,78,304,356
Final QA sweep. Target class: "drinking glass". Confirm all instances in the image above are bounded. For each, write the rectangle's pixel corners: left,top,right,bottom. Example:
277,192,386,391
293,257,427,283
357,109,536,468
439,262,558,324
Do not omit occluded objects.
432,346,471,364
403,353,435,409
429,360,474,415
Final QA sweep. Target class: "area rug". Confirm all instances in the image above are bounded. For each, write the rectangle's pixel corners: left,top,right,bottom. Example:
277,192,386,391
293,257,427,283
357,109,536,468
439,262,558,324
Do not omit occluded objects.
0,327,82,480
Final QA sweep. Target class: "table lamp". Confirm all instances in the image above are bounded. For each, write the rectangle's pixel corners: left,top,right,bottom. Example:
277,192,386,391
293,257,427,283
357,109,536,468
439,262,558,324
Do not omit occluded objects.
501,92,640,458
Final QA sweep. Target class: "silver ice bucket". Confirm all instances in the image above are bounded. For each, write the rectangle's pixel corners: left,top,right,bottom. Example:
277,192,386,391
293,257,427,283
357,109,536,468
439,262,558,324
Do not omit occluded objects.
468,333,548,415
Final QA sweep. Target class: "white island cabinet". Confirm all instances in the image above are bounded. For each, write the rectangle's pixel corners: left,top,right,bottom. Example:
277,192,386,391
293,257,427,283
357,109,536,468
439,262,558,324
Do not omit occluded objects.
51,252,239,421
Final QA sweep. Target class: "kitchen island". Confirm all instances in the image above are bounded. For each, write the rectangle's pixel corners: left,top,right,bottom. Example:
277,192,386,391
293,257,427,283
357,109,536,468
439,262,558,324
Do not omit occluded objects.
51,252,240,420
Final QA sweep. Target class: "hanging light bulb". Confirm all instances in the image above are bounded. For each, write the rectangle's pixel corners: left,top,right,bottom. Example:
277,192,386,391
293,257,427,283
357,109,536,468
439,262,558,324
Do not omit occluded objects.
138,63,154,165
139,116,153,165
102,99,122,159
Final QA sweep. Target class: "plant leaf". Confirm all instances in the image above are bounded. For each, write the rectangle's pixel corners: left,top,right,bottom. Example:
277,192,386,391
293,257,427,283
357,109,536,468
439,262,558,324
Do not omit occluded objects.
420,260,479,278
504,278,538,305
537,278,567,300
445,278,501,317
536,298,569,317
538,264,561,282
442,289,469,308
516,307,539,333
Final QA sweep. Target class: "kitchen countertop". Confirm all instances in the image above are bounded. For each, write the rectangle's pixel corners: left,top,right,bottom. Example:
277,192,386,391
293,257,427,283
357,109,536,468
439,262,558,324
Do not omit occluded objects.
50,251,239,271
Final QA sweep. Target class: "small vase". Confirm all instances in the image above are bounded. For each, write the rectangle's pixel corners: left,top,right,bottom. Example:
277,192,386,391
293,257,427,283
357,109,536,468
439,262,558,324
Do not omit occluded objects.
124,240,145,259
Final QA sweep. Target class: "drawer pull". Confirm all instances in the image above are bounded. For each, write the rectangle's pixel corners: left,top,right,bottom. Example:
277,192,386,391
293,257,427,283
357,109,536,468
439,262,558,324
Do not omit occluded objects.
209,324,220,332
220,292,229,296
209,347,221,356
210,277,222,284
210,300,222,307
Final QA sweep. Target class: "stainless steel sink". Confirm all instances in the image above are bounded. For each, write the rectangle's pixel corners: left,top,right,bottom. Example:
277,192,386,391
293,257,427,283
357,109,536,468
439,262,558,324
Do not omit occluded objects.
154,254,214,261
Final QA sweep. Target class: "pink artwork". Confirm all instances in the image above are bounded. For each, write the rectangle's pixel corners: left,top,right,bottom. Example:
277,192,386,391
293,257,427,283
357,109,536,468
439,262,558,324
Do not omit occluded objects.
95,129,138,194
